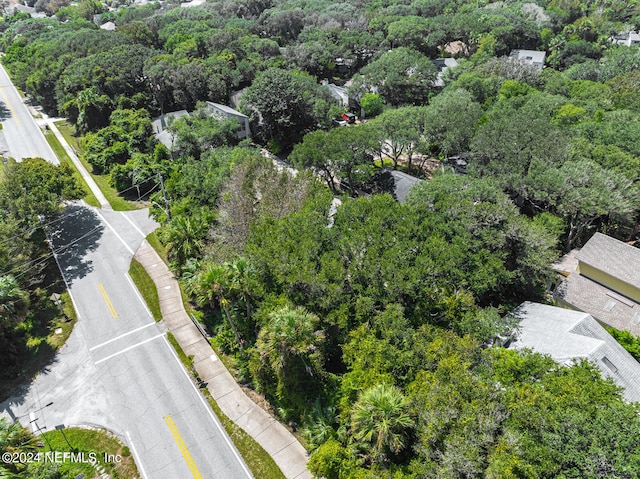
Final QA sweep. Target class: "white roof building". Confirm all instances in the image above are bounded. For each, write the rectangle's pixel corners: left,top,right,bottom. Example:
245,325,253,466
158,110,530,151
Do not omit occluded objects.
509,302,640,403
509,49,546,70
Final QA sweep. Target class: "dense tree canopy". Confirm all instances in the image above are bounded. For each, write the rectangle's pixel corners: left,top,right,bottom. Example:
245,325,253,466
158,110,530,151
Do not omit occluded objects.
4,0,640,476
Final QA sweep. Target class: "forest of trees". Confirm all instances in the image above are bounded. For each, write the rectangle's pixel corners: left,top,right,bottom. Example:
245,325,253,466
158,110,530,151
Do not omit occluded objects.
3,0,640,476
0,158,83,391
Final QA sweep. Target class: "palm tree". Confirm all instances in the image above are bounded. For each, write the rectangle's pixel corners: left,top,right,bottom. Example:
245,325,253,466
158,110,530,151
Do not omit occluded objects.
160,215,208,267
188,261,242,347
226,257,256,322
255,305,325,397
0,417,38,477
350,383,413,466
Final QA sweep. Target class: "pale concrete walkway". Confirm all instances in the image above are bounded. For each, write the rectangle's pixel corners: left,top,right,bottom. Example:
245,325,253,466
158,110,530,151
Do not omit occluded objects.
43,117,111,209
35,104,312,478
134,240,313,479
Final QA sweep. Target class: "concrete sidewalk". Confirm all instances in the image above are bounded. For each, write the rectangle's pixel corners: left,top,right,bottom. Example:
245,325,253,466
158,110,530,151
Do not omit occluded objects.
134,240,313,479
43,117,111,209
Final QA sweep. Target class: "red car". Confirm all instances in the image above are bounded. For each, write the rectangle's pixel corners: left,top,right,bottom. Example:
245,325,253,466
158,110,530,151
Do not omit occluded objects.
341,112,356,123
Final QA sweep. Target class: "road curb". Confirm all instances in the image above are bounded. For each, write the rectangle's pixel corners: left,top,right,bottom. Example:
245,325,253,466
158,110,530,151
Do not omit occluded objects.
133,240,313,479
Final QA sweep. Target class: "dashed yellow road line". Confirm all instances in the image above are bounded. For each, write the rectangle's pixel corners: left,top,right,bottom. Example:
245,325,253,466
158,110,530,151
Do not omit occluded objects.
98,283,118,318
164,415,203,479
0,85,19,126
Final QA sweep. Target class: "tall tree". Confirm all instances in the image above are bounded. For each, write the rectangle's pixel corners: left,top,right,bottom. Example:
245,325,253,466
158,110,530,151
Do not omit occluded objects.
351,47,437,106
242,68,334,147
251,305,325,412
187,261,242,347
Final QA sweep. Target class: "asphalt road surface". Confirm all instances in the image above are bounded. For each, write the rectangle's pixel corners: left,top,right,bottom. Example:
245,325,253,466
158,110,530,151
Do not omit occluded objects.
0,63,58,164
1,205,252,479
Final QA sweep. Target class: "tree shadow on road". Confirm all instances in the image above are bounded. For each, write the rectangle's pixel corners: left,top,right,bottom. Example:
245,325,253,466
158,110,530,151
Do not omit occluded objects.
0,102,12,122
48,204,104,286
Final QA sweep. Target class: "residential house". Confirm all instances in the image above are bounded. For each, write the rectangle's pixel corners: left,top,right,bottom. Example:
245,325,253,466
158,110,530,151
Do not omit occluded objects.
509,49,546,71
554,232,640,335
151,110,190,150
390,170,423,203
321,80,350,108
508,301,640,403
205,101,251,139
432,58,458,87
611,31,640,47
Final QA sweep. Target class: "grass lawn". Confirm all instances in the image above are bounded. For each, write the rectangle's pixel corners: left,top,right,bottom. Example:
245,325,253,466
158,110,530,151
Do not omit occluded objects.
146,230,169,264
128,258,162,322
0,259,79,402
44,129,100,207
373,157,396,168
166,333,287,479
55,121,145,211
40,427,139,479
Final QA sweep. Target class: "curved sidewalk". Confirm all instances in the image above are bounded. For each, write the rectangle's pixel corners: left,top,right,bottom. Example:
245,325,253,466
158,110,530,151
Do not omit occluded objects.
134,240,312,479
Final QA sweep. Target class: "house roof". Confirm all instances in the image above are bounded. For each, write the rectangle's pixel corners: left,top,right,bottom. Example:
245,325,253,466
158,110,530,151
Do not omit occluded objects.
509,302,640,402
554,273,640,335
509,49,546,66
100,21,116,31
325,83,349,105
433,58,459,87
151,110,190,149
577,232,640,289
551,248,579,276
390,170,423,203
206,101,248,119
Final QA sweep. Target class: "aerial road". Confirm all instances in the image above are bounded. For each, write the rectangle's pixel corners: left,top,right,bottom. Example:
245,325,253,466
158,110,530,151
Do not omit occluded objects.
1,206,253,478
0,63,59,164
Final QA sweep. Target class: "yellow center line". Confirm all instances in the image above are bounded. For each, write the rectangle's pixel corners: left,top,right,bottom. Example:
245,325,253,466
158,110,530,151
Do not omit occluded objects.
98,283,118,318
164,415,203,479
0,85,19,126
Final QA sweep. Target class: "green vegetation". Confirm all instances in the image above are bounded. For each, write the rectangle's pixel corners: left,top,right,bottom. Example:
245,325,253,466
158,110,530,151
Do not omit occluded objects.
44,129,100,207
165,332,286,479
0,417,139,479
40,427,139,479
146,231,169,264
128,258,162,322
0,158,83,400
55,121,142,211
606,327,640,362
4,0,640,476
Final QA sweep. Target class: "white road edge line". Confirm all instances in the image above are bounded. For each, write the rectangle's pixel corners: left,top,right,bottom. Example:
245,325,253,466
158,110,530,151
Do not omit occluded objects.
161,335,254,479
94,333,165,365
94,210,134,255
89,322,157,352
126,430,149,479
125,273,153,319
120,212,146,238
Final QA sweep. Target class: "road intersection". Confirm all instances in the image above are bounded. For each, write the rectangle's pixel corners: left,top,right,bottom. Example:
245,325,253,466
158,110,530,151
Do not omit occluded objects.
0,66,253,478
2,206,252,478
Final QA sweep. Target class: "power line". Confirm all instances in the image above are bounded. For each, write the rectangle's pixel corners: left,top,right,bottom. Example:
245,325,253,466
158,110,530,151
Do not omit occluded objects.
4,223,104,280
0,208,85,249
114,173,160,196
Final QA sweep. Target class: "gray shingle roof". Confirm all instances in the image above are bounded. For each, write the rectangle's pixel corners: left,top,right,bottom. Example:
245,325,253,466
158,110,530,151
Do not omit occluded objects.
554,274,640,335
390,170,423,203
509,302,640,402
577,232,640,289
206,101,248,119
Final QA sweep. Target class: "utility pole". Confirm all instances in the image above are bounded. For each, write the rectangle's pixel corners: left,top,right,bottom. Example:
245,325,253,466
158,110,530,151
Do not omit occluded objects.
158,173,171,221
